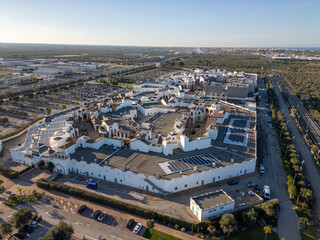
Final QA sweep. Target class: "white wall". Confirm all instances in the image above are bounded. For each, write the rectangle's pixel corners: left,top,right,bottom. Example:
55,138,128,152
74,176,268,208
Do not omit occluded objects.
130,140,149,153
11,146,256,195
180,135,211,152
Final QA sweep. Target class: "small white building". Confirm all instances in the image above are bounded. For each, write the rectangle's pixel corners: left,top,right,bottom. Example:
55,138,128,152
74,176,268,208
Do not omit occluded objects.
190,190,235,221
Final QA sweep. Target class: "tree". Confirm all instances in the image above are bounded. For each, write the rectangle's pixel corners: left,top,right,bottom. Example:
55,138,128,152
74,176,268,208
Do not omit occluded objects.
45,162,55,172
12,208,33,228
300,188,312,202
0,221,12,236
264,226,272,240
37,160,45,169
44,107,51,115
16,186,25,196
39,221,73,240
2,90,12,100
146,219,155,234
61,104,66,109
219,213,238,236
207,225,216,235
288,184,297,199
242,208,258,227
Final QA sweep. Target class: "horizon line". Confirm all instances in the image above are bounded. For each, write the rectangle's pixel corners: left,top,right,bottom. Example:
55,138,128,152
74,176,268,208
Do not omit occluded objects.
0,42,320,49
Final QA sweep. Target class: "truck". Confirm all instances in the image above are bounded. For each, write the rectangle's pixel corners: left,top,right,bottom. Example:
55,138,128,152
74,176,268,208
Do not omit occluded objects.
86,182,98,190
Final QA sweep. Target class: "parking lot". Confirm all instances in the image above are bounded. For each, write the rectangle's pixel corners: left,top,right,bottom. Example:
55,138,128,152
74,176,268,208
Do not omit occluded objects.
38,195,147,237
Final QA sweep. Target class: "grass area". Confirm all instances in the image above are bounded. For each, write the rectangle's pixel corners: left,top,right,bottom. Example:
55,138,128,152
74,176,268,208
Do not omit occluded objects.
227,227,279,240
143,228,181,240
300,226,318,240
109,64,135,68
0,70,13,75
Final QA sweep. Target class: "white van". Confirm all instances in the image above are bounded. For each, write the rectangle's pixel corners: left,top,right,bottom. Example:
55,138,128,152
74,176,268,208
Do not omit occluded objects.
263,185,270,199
260,165,265,174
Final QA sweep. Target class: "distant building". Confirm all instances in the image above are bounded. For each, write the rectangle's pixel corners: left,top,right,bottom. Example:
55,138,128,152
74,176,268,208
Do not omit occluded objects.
190,190,235,221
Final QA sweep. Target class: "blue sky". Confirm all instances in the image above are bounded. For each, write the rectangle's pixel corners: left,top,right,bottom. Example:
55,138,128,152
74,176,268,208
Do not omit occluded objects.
0,0,319,47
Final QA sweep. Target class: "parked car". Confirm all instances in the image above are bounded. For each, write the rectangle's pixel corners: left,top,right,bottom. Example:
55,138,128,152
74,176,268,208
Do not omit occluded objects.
14,231,27,239
77,205,87,214
29,221,39,228
75,176,85,181
248,190,255,196
86,182,98,190
133,223,142,234
260,165,265,174
253,184,262,191
21,225,34,233
126,219,134,229
97,212,107,222
228,179,239,186
91,210,101,219
263,185,271,199
86,178,94,183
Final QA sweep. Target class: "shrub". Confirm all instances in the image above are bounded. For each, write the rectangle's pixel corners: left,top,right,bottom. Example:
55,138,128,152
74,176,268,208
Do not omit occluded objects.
196,233,204,239
0,221,13,236
181,227,186,232
31,214,38,221
0,165,19,179
174,224,179,230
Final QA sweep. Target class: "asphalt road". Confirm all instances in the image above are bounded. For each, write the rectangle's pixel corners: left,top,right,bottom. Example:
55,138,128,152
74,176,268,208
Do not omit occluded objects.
271,76,320,220
256,76,301,240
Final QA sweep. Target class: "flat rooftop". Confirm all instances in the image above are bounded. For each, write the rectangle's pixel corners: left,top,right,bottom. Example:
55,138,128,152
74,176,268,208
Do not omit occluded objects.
69,101,256,180
70,145,116,164
192,190,234,209
148,112,181,135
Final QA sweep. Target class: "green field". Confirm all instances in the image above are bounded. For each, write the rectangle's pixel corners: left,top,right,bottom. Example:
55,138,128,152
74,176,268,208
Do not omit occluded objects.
143,228,181,240
0,70,13,75
227,227,279,240
273,59,320,123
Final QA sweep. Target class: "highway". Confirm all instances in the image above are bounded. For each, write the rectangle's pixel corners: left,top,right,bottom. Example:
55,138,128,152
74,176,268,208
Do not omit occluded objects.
269,61,320,149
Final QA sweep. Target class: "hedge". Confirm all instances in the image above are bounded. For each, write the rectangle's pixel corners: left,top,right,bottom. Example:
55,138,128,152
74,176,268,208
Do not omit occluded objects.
36,179,196,231
0,165,19,179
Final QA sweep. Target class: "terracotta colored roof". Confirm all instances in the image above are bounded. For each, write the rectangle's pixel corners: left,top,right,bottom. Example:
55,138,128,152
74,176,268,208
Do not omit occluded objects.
225,106,231,112
211,111,224,118
117,129,131,135
206,117,217,129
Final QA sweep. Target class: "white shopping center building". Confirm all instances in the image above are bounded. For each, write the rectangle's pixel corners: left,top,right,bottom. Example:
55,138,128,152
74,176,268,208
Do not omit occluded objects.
11,99,257,195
